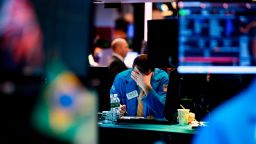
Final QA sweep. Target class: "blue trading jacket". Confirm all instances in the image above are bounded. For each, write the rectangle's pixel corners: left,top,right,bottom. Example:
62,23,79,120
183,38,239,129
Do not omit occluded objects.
110,68,169,119
193,78,256,144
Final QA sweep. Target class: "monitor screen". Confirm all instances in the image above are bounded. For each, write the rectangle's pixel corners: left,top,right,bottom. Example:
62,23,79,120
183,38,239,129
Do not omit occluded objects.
147,19,178,68
177,2,256,74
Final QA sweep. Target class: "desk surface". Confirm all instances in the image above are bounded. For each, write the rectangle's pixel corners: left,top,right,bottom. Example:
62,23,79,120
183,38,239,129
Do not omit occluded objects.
98,123,196,134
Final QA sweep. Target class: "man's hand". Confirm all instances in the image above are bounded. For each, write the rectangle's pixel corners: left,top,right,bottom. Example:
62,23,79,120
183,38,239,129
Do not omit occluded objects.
131,67,153,95
120,105,127,116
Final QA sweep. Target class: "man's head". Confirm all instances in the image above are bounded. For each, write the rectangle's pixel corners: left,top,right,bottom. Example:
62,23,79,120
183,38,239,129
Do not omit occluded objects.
111,38,129,59
132,54,154,75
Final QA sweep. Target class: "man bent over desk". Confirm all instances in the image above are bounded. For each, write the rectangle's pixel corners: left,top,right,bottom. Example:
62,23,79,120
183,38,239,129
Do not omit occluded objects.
110,54,169,119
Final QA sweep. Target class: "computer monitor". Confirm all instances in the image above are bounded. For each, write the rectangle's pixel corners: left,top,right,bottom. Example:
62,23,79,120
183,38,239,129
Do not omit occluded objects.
177,2,256,74
148,19,178,68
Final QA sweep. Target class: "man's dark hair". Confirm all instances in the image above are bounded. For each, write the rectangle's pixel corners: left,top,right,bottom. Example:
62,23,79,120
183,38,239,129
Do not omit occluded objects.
132,54,154,74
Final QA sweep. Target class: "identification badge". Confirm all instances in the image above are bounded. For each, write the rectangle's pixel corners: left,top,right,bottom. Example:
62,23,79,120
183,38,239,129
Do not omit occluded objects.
126,90,139,100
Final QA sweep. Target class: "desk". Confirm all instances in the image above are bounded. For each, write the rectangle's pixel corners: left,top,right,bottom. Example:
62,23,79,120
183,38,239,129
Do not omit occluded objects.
99,123,196,144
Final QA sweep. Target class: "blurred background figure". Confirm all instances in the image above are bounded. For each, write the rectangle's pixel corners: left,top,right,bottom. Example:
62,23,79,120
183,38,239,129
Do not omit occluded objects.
240,20,256,65
113,13,129,40
108,38,129,82
88,36,104,67
0,0,43,75
0,0,44,143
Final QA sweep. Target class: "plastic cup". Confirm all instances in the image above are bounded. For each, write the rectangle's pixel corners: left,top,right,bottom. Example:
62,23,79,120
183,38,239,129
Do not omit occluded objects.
177,109,190,125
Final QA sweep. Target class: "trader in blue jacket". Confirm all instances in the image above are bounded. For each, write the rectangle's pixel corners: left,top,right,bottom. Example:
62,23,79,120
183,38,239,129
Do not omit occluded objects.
110,54,169,119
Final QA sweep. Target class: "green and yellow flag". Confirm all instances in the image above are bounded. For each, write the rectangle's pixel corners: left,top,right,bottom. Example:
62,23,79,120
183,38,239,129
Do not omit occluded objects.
32,59,97,144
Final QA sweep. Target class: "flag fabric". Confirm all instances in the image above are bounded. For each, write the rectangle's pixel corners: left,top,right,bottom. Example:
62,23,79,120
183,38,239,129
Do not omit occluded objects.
32,59,97,144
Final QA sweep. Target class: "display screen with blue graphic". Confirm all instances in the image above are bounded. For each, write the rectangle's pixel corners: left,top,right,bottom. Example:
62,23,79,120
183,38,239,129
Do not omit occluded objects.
177,2,256,74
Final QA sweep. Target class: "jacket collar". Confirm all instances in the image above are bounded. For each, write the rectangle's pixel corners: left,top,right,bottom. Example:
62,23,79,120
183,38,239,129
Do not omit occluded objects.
112,53,124,62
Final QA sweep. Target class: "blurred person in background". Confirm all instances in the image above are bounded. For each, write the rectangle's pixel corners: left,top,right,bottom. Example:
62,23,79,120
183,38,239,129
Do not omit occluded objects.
0,0,43,75
110,54,169,119
113,13,129,40
240,20,256,65
193,20,256,144
0,0,44,143
108,38,129,82
88,37,104,67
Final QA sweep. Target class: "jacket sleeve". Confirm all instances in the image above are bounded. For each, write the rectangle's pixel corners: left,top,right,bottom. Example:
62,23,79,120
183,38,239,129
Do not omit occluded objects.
193,121,228,144
110,73,126,105
143,72,169,118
